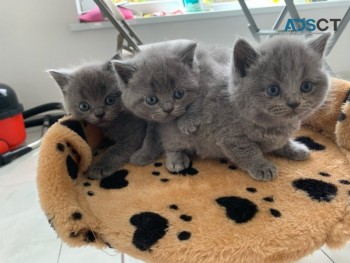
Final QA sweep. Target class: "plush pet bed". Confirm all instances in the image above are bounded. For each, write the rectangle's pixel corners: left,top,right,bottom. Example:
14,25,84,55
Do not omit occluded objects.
37,78,350,263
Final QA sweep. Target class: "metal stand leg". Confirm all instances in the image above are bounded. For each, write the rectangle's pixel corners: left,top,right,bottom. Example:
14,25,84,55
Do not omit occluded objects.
238,0,261,41
93,0,143,54
326,6,350,55
237,0,350,73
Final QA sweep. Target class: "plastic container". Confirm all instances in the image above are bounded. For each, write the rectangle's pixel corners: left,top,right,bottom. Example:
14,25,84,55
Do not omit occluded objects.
183,0,202,12
0,83,26,154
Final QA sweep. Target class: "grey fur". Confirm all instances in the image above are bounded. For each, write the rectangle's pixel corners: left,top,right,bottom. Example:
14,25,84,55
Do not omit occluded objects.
161,34,331,181
48,61,158,179
112,40,231,160
113,40,201,126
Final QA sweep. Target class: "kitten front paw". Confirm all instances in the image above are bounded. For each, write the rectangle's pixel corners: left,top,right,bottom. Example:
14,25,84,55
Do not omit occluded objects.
177,114,201,135
249,162,278,181
130,150,157,166
274,141,310,161
166,152,190,172
85,164,115,180
287,142,310,161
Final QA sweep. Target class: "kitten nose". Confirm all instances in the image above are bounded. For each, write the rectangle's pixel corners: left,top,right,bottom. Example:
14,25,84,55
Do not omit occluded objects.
94,109,105,119
287,102,300,109
162,103,174,114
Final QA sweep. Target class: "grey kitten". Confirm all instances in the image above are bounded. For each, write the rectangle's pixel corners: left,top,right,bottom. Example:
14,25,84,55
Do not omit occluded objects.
48,61,151,179
114,40,201,129
160,33,331,181
112,40,230,166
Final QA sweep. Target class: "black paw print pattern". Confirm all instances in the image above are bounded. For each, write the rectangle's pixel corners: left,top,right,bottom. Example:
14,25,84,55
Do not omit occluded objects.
82,181,95,197
130,212,169,251
55,119,90,181
99,170,129,190
56,142,79,180
216,187,281,224
292,171,350,202
130,204,192,252
150,162,199,183
168,204,192,241
294,136,326,151
169,162,199,176
219,159,237,171
151,162,170,183
63,210,99,244
82,169,130,197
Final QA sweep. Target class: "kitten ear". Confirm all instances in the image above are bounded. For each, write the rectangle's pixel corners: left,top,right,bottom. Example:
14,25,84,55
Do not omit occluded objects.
102,61,116,73
179,42,197,68
307,32,331,57
112,60,136,85
48,70,73,94
233,38,258,78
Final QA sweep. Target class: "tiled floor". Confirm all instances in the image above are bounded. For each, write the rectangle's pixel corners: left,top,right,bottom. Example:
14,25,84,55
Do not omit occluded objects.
1,103,350,263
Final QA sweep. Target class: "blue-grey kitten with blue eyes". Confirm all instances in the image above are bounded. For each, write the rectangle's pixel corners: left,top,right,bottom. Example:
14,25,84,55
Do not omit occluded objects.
112,40,230,167
160,33,331,181
48,61,160,179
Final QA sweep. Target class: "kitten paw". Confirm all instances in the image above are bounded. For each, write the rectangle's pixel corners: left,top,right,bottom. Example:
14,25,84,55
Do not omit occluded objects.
130,150,157,166
274,141,310,161
166,152,190,172
288,143,310,161
85,165,115,180
177,114,201,135
249,162,278,181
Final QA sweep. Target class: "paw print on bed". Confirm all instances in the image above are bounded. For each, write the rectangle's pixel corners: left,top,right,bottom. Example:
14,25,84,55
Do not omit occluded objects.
291,134,350,201
80,169,130,198
54,119,90,181
149,161,199,183
292,171,350,202
128,189,281,253
48,210,102,245
129,204,193,252
67,211,98,243
56,142,80,180
216,187,281,224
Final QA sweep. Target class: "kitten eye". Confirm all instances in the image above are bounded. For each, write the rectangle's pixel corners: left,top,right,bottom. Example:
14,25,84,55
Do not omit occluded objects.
105,96,116,105
266,85,280,97
145,96,158,105
79,102,90,112
300,81,313,93
173,90,185,100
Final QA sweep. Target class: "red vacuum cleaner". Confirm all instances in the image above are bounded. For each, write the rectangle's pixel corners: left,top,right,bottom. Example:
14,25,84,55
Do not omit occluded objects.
0,83,26,155
0,83,64,166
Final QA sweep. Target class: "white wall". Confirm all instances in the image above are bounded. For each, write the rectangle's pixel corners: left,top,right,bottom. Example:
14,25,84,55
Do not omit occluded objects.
1,0,349,109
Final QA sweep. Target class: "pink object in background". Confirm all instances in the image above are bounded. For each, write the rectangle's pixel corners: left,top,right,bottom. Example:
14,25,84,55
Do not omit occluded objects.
79,6,104,22
119,6,134,20
79,5,134,23
153,11,166,16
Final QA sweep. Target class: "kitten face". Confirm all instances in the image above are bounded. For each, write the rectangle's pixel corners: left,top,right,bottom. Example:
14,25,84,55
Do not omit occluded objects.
232,34,330,126
49,62,122,127
113,42,199,123
123,59,198,123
